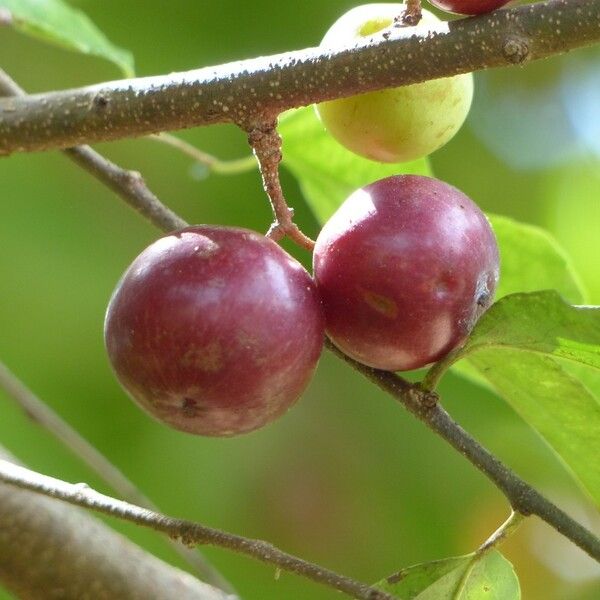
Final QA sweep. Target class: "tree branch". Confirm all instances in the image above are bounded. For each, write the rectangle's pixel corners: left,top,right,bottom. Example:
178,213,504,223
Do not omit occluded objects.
0,70,186,232
1,0,598,154
325,340,600,562
0,458,394,600
0,448,231,600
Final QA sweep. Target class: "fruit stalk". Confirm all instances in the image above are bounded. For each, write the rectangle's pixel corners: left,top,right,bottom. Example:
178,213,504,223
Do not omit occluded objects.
247,121,315,249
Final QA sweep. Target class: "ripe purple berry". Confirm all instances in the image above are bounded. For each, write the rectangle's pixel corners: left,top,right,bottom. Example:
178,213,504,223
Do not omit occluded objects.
313,175,499,371
105,226,325,436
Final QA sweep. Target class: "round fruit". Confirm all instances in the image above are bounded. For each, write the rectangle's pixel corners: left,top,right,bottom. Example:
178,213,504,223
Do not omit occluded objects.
428,0,511,15
315,4,473,163
313,175,499,371
105,226,325,436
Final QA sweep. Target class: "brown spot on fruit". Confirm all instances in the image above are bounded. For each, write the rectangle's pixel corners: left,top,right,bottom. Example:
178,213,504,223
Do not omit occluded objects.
181,342,223,372
362,289,398,319
181,397,202,417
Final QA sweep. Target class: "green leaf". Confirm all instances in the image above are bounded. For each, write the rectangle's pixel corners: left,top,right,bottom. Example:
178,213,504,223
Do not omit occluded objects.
380,555,471,598
440,256,600,505
0,0,134,76
378,551,520,599
460,291,600,370
279,106,431,223
444,218,598,500
443,291,600,504
442,286,600,504
469,350,600,506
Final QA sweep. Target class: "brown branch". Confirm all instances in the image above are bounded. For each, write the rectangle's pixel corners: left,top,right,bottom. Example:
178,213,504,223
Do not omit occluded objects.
1,69,309,250
0,448,230,600
0,70,186,232
0,458,393,600
325,340,600,562
246,120,315,250
1,0,599,154
64,146,187,232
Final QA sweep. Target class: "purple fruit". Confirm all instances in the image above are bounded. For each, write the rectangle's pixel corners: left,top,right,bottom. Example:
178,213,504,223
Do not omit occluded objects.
313,175,499,371
429,0,511,16
105,226,325,436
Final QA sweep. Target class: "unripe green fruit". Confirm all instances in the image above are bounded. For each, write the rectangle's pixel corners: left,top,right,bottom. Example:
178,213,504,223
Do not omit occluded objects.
315,4,474,163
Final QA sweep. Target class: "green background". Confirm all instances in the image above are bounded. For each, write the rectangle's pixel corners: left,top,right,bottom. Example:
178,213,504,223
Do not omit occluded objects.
0,1,599,598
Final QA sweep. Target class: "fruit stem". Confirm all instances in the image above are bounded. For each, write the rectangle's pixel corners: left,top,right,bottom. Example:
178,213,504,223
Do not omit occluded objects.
396,0,422,27
246,120,316,251
422,347,463,391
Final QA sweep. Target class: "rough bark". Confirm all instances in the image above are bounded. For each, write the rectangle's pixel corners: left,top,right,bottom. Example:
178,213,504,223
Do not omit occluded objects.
1,0,599,154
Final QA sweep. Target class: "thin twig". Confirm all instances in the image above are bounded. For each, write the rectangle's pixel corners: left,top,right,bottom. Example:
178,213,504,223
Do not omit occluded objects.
0,69,186,233
1,0,598,154
64,146,187,232
0,70,234,593
246,121,315,250
325,340,600,562
0,359,237,596
0,360,151,509
0,460,393,600
149,133,257,175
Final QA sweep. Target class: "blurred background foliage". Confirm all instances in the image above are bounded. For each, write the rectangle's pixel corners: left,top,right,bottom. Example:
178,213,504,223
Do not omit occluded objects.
0,1,599,598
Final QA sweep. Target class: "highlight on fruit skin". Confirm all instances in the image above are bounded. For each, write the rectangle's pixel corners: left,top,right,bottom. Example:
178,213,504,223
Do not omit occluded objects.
315,3,474,163
104,226,325,437
428,0,512,16
313,175,500,372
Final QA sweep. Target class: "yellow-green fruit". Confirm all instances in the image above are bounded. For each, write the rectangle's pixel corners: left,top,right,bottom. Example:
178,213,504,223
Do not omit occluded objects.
315,4,474,163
